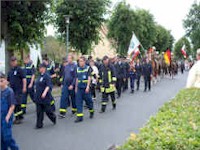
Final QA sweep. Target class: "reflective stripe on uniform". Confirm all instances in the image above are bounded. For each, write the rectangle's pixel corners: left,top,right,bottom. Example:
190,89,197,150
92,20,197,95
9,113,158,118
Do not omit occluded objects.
26,75,32,78
59,109,67,113
21,104,26,108
112,77,117,81
105,85,116,93
108,71,112,83
101,102,107,105
72,108,77,112
89,109,94,113
51,100,55,105
78,80,88,83
77,113,84,117
77,66,89,73
14,111,23,117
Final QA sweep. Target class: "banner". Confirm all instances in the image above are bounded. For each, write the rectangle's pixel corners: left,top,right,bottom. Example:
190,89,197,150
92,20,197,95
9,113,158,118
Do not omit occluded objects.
128,33,140,55
181,45,187,58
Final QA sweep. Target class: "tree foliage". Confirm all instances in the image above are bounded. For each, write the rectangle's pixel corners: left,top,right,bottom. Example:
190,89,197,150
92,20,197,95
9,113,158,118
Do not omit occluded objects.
153,25,174,52
107,1,135,55
108,1,171,55
43,36,66,62
55,0,110,54
184,1,200,51
1,1,53,50
174,37,191,59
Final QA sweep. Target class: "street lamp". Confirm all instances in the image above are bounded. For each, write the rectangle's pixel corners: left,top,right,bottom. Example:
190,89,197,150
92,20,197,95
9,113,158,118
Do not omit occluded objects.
64,15,71,58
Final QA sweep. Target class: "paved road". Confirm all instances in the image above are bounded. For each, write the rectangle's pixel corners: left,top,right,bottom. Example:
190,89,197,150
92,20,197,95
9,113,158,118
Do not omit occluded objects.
13,73,188,150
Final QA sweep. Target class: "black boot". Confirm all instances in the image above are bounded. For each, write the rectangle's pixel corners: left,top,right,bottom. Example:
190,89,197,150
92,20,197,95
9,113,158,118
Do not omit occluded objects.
74,117,83,123
112,103,116,110
99,105,106,113
90,112,94,119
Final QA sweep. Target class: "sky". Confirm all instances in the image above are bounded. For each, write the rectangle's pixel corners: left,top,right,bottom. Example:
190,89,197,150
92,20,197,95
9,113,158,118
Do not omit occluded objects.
47,0,199,42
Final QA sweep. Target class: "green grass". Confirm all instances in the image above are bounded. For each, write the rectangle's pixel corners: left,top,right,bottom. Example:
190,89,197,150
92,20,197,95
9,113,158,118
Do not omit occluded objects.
118,88,200,150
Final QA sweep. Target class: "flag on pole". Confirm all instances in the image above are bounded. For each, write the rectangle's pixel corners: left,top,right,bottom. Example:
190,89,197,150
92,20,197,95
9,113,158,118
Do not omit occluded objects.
164,49,171,65
181,45,187,58
128,32,140,55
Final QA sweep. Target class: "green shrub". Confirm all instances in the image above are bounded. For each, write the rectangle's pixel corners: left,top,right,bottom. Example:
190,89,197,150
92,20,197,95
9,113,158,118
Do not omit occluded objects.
119,88,200,150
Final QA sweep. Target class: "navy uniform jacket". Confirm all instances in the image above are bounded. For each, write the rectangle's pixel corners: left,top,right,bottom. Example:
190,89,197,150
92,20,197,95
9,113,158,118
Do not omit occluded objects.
124,62,130,78
135,63,142,77
35,73,52,104
23,62,35,84
1,87,17,116
46,64,55,76
8,66,26,94
76,65,92,89
62,63,77,86
115,62,126,79
142,63,152,77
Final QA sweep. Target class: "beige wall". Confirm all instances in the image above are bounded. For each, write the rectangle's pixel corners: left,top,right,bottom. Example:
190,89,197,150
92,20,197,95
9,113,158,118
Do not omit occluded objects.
91,25,116,59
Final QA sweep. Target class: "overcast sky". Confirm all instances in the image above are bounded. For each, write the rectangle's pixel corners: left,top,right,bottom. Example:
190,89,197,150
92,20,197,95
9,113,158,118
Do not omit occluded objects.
47,0,199,42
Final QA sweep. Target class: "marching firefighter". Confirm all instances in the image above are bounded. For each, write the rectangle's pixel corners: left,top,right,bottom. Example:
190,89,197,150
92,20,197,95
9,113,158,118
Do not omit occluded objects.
115,56,126,98
43,58,56,111
21,55,36,114
8,56,26,124
35,63,56,129
59,55,77,118
99,56,117,113
129,63,137,93
142,59,152,92
75,56,94,123
135,59,142,91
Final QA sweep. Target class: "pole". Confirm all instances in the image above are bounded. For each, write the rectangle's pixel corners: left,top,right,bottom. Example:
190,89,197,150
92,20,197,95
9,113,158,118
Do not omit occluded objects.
66,23,69,58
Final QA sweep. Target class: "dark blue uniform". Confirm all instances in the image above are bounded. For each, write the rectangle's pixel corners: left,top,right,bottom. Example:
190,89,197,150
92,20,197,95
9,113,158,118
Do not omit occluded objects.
142,62,152,91
75,65,94,122
21,62,35,113
46,64,56,111
124,62,130,91
59,63,77,115
129,68,136,92
35,73,56,128
115,62,126,98
135,63,142,90
1,87,19,150
8,66,26,121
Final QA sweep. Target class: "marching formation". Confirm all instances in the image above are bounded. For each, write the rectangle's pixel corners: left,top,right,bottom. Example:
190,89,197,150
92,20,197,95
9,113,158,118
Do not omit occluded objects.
1,52,186,150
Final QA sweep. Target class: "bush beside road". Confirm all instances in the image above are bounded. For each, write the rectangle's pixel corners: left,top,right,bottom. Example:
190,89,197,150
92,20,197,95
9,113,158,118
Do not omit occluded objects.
119,88,200,150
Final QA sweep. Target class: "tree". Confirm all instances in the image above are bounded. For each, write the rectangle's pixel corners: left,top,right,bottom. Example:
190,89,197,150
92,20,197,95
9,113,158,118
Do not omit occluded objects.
43,36,66,62
55,0,110,54
108,1,157,55
1,1,52,71
133,9,157,50
174,37,191,59
184,1,200,51
107,1,135,55
153,25,174,52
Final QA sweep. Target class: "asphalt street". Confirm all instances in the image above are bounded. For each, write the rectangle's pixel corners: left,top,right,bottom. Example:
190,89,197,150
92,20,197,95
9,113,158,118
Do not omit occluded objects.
13,72,188,150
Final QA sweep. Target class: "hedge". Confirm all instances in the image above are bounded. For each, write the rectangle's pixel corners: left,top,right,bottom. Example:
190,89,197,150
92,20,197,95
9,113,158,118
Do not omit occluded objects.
119,88,200,150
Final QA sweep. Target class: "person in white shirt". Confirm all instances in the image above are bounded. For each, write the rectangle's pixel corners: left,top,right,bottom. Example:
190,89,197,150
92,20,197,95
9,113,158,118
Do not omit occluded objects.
186,48,200,88
90,60,99,100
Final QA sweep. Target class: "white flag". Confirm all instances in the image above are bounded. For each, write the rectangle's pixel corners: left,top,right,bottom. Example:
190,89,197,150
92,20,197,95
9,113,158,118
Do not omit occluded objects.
128,33,140,55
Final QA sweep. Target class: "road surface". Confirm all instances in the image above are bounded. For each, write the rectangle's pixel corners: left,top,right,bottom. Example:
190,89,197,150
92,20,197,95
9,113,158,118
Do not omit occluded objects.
13,73,188,150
